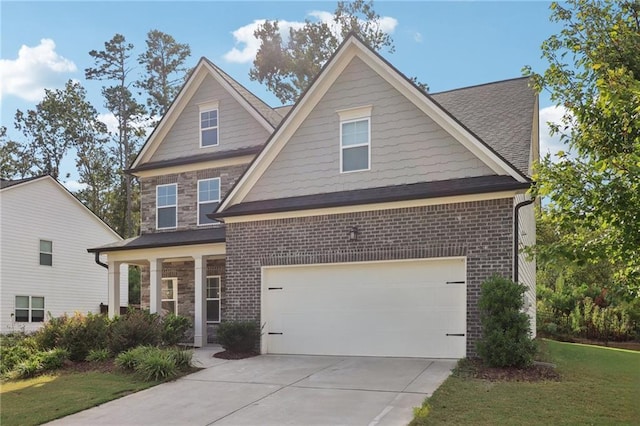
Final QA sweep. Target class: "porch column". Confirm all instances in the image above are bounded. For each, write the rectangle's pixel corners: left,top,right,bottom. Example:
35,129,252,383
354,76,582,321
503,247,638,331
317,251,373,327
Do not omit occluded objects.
107,260,121,318
193,256,207,347
149,258,163,314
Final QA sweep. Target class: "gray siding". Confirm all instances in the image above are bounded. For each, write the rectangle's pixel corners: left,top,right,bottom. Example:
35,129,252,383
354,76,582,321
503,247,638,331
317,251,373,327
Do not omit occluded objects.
150,74,271,163
140,163,248,233
244,56,494,202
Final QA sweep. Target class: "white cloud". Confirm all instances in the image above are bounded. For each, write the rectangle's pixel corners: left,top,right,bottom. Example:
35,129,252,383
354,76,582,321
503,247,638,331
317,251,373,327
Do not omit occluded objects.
0,39,77,101
63,179,88,192
98,113,119,134
224,11,398,64
539,105,572,160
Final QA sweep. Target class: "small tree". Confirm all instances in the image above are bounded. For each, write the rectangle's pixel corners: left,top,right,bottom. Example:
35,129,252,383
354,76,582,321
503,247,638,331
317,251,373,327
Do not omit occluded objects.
476,275,537,368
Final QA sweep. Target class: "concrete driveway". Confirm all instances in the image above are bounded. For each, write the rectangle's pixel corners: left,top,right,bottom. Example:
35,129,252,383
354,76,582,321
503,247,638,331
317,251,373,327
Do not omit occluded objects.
48,346,456,426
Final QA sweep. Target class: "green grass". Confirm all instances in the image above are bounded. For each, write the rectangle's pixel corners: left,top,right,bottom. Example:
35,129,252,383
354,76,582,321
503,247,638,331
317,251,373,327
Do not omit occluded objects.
0,372,158,426
411,339,640,425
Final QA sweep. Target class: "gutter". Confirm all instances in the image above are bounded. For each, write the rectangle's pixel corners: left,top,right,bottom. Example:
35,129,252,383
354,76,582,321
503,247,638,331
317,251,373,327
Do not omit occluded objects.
513,197,535,283
94,251,108,269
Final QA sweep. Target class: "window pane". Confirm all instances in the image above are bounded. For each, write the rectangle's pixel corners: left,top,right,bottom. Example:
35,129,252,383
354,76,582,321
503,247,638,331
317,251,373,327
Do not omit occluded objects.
343,145,369,172
32,297,44,309
198,179,220,202
15,309,29,322
40,253,52,266
15,296,29,309
207,300,220,322
202,128,218,146
199,202,218,225
206,277,220,298
342,120,368,146
162,301,176,315
162,281,174,299
158,206,176,228
40,240,52,253
157,185,176,207
201,110,217,129
32,310,45,322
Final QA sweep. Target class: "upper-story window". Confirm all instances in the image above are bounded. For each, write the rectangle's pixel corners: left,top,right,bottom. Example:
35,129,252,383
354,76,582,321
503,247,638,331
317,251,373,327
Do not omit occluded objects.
198,178,220,225
199,101,219,148
157,183,177,229
338,105,372,173
39,240,52,266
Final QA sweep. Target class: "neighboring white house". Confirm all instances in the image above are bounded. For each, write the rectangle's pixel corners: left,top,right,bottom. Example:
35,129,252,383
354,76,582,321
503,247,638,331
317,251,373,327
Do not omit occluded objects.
0,175,125,333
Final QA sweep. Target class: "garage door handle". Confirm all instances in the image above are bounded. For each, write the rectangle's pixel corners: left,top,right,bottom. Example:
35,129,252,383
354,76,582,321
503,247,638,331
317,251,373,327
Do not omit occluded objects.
268,332,283,335
446,281,465,284
446,333,465,337
268,287,283,290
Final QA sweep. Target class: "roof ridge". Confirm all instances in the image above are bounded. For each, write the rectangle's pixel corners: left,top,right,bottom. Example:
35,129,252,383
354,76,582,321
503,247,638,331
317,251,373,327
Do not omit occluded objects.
431,76,531,96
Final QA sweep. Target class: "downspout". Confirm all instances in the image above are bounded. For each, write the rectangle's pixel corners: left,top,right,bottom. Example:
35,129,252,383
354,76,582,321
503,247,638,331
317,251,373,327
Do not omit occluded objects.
513,198,535,283
94,251,108,269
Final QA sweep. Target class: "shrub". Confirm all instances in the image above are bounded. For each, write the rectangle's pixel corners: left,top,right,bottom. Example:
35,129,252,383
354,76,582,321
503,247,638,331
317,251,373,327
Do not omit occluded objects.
108,310,162,354
115,346,155,371
569,297,634,341
38,348,69,371
135,351,178,381
0,334,36,375
34,315,67,350
13,358,42,379
161,314,190,346
86,348,111,362
167,348,193,370
476,275,537,368
217,320,260,353
33,312,109,361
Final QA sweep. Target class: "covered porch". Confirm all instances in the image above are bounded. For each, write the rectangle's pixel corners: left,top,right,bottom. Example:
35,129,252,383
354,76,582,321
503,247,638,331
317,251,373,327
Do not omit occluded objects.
88,228,226,347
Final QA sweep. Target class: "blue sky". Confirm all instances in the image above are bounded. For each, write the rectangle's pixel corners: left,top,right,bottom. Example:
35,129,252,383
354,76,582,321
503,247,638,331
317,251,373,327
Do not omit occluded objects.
1,1,565,188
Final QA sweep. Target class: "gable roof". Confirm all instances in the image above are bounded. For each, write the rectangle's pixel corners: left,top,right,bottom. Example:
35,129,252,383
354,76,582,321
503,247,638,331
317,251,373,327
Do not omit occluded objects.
217,34,533,214
1,175,122,240
431,77,535,175
130,57,282,170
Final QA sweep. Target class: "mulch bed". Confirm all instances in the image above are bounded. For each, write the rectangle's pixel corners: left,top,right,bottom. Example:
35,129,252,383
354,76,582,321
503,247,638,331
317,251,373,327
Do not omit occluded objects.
213,350,259,360
463,359,561,382
61,359,118,374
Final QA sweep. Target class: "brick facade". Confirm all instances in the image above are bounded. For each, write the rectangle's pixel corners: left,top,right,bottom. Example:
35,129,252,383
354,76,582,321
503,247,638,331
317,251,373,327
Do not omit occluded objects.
139,163,248,233
225,198,514,357
140,258,227,343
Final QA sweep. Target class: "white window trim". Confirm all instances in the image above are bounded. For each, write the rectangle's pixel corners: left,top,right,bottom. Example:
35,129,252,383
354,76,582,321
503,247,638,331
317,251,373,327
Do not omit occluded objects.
206,275,221,324
339,119,371,174
156,183,177,230
199,101,219,148
161,277,178,315
15,295,45,323
197,178,221,226
39,239,52,266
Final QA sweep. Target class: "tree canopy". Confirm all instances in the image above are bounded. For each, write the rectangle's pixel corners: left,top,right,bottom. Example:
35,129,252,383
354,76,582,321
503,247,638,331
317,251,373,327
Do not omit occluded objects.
250,0,395,104
525,0,640,294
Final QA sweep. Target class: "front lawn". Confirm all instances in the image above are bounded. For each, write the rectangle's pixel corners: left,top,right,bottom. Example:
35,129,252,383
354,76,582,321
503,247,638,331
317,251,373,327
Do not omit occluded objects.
411,339,640,425
0,371,158,426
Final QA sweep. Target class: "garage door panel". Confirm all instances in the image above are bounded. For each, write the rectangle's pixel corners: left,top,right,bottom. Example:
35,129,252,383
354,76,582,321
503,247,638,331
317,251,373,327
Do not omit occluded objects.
264,259,466,358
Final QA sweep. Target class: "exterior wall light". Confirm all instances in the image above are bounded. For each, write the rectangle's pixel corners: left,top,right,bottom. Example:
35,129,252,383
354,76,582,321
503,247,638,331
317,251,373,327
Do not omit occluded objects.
348,226,359,241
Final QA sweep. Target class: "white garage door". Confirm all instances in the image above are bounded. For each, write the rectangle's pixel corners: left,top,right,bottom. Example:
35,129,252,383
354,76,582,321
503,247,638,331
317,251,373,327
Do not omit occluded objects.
263,258,466,358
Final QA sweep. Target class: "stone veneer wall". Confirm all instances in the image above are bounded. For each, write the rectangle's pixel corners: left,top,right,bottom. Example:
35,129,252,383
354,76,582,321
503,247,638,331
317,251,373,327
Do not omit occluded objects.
140,258,226,343
225,198,514,357
139,163,248,233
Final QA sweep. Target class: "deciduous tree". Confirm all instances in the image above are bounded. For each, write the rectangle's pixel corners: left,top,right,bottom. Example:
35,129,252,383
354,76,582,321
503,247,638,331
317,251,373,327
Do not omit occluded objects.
525,0,640,293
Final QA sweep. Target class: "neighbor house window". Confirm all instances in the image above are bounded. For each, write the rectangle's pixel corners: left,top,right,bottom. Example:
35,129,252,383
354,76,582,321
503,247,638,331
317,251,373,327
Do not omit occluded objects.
206,276,221,323
338,105,372,173
161,278,177,315
39,240,52,266
199,101,219,147
15,296,45,322
157,184,177,229
198,178,220,225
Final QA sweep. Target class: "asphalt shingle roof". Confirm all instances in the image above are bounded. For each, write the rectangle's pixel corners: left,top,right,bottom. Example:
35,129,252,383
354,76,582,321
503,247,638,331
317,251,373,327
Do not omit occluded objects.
88,227,225,253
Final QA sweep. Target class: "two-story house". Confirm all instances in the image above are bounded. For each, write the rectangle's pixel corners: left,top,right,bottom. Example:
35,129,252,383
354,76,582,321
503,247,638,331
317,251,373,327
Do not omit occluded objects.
1,175,124,333
90,34,537,358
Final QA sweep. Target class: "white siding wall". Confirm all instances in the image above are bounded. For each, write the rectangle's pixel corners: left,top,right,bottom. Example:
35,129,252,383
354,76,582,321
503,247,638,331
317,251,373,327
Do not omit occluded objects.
0,178,122,333
244,57,494,202
514,193,536,336
150,74,271,162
